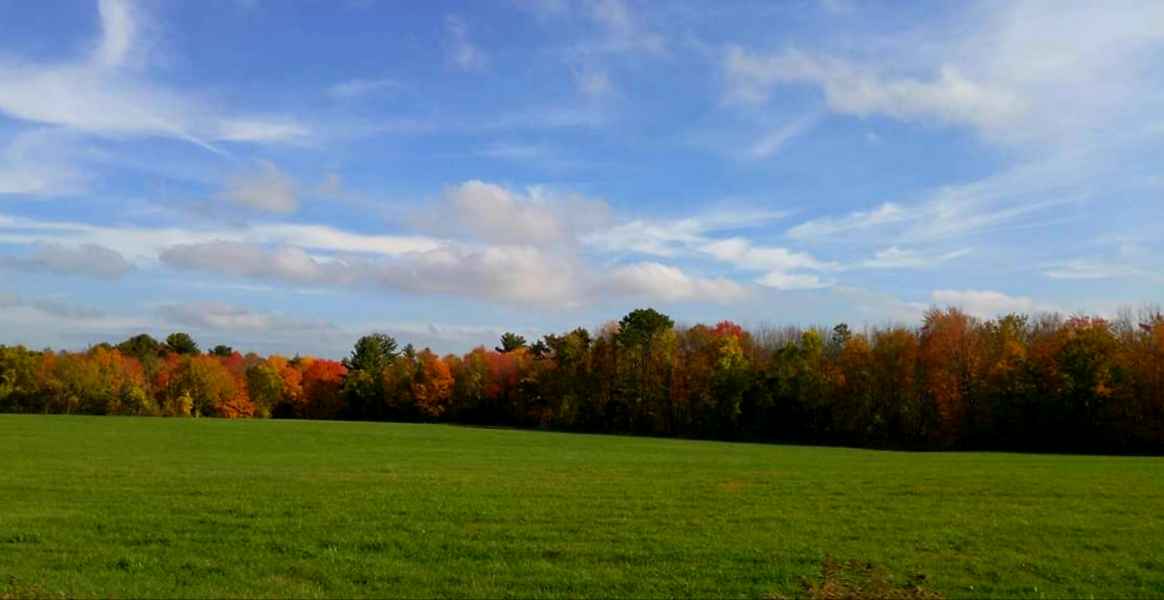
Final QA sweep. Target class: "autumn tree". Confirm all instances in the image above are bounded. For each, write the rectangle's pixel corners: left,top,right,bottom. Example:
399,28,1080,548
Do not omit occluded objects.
918,309,983,446
834,334,876,444
301,359,347,419
1055,317,1121,448
412,349,453,418
162,355,251,418
0,346,44,413
246,361,284,418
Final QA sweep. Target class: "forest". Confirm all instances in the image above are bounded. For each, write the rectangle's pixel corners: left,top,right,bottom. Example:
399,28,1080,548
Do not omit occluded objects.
2,306,1162,453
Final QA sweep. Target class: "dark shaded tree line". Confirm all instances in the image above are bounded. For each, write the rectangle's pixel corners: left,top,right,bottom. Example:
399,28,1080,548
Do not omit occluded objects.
2,307,1162,453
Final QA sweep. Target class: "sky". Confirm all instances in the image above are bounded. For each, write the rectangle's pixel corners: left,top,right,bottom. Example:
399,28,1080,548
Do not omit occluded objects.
0,0,1162,357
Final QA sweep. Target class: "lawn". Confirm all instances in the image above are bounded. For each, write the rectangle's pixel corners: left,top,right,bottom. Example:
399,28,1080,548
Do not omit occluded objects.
1,415,1162,598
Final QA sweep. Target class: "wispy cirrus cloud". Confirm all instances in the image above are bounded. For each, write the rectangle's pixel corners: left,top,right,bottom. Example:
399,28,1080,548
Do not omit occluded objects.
0,212,440,261
0,0,309,149
859,246,971,270
0,129,91,197
584,0,665,55
1041,259,1164,282
786,150,1101,245
786,203,907,241
445,15,488,71
327,77,403,100
748,114,819,159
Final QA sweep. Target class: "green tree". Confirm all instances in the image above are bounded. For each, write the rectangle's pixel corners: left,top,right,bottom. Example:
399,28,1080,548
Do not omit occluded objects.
117,334,162,361
165,332,200,355
495,332,527,353
342,333,400,419
617,308,675,432
344,333,399,372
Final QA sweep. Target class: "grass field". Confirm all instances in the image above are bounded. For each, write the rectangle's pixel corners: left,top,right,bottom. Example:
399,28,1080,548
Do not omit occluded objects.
1,416,1162,599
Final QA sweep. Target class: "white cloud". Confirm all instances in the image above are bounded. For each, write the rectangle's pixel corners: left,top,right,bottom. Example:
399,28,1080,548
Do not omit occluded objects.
930,289,1042,319
831,285,927,323
586,0,665,55
749,114,818,159
222,161,298,214
585,211,833,290
0,294,147,346
0,242,132,279
384,245,581,305
700,237,837,272
422,180,612,247
156,236,755,308
360,320,515,353
216,119,310,143
755,271,831,291
607,262,747,303
255,223,441,256
0,0,308,148
725,47,1026,134
0,129,91,197
158,301,335,333
861,246,971,269
1041,259,1159,281
446,15,487,71
699,237,837,290
445,180,561,244
787,150,1104,247
327,78,402,99
724,3,1164,148
0,294,105,320
0,212,441,262
94,0,136,68
584,210,790,257
158,240,585,306
159,242,330,284
584,218,707,257
787,203,907,241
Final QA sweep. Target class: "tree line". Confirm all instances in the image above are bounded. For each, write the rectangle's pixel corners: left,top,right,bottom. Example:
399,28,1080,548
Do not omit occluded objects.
2,307,1162,453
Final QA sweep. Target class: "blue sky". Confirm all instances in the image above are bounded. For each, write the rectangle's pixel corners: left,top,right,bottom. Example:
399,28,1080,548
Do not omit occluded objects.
0,0,1161,356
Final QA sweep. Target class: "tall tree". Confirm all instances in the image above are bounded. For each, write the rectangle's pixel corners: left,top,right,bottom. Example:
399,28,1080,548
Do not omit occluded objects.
117,334,163,361
165,332,200,356
495,332,527,353
617,308,675,432
344,333,399,372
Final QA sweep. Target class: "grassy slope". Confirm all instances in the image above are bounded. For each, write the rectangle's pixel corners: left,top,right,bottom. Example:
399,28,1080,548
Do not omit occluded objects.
0,415,1162,599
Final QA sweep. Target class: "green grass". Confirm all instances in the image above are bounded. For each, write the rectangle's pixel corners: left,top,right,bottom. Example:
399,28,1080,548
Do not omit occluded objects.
1,416,1162,599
